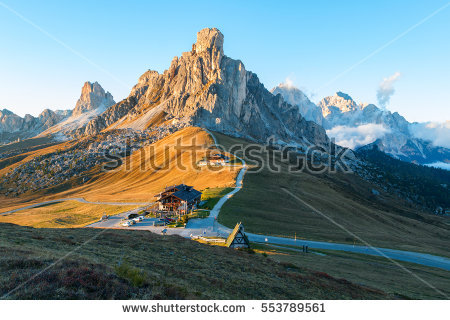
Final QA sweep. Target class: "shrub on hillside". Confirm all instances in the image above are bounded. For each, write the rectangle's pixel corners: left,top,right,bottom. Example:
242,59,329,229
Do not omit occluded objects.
114,263,148,288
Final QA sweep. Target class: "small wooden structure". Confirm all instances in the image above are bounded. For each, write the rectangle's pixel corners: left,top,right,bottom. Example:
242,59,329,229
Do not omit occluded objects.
226,222,250,248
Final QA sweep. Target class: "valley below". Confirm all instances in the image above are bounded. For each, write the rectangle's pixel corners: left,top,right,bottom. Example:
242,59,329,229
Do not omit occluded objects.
0,127,449,299
0,27,449,301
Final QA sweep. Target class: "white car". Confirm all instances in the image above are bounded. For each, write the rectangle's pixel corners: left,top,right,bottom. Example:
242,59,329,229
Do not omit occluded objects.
121,221,132,227
133,217,140,223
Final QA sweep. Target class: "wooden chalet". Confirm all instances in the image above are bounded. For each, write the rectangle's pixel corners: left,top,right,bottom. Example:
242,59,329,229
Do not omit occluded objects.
226,222,250,248
209,153,229,162
155,184,202,216
198,153,230,166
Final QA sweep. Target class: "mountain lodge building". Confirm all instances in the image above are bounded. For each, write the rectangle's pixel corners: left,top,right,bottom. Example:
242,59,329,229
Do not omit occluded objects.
198,153,230,166
155,184,202,216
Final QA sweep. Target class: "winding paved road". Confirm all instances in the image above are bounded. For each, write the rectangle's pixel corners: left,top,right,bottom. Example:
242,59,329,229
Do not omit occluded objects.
3,131,450,271
247,234,450,271
92,131,450,271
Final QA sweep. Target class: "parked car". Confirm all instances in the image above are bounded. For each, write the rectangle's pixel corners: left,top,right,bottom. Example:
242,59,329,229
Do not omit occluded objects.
121,221,132,227
128,213,139,220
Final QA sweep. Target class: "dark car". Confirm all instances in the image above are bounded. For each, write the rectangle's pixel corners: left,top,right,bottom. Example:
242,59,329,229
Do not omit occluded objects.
127,213,139,219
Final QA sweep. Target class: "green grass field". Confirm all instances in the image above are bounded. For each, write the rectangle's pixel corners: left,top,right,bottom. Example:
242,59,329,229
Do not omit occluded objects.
188,209,210,219
214,132,450,258
199,187,234,210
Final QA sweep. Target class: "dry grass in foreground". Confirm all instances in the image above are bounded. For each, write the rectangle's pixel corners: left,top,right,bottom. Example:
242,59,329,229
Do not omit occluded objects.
252,243,450,300
0,201,138,228
0,224,391,300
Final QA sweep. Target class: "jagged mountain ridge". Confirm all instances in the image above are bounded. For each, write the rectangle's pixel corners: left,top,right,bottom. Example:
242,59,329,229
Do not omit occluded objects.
271,84,324,126
82,28,329,147
0,81,114,144
272,85,450,165
0,108,72,144
38,81,115,138
73,81,114,116
318,91,359,117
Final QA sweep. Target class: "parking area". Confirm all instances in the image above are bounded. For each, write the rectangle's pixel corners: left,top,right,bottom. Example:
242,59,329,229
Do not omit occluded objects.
85,197,233,240
86,207,146,228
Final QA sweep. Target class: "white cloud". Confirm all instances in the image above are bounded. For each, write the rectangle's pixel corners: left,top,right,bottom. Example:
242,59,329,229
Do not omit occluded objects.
284,77,295,88
277,76,317,100
376,72,401,108
410,120,450,148
326,124,390,149
424,162,450,171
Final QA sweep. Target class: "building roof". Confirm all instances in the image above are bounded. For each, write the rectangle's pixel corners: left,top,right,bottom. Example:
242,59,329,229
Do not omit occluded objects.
155,184,193,198
171,188,202,202
164,184,191,191
226,222,250,247
209,153,230,160
157,184,202,202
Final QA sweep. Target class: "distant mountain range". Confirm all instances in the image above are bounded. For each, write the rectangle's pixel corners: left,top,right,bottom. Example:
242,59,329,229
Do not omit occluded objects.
1,28,448,168
0,108,71,144
272,85,450,165
0,81,115,143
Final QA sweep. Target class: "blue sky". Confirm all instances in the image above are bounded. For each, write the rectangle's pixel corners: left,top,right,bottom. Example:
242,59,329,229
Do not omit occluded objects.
0,0,449,122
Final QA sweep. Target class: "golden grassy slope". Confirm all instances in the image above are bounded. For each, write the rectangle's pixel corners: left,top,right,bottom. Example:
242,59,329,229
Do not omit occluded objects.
0,127,239,211
0,223,391,299
56,127,239,202
252,243,450,299
0,201,138,228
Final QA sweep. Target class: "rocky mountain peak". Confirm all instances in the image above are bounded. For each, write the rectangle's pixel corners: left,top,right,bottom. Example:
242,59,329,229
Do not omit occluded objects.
82,28,329,148
0,106,72,141
0,109,15,117
318,92,359,117
360,103,379,113
271,83,324,126
72,81,115,116
193,28,224,56
335,91,353,101
272,83,309,103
